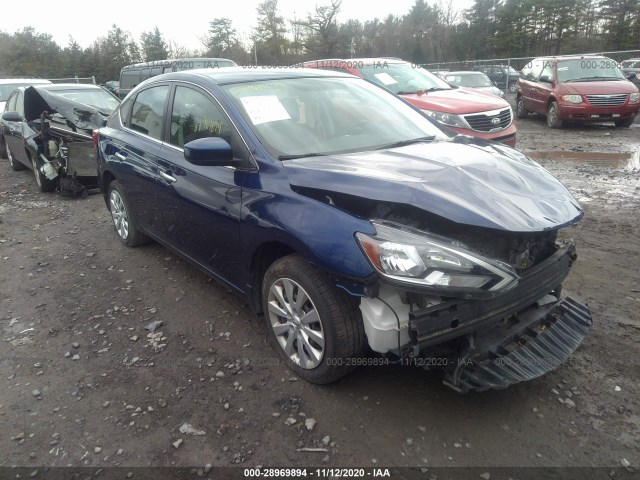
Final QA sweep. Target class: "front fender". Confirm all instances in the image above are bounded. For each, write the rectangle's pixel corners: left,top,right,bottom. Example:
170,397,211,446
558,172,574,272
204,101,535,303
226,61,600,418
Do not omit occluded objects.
240,187,377,282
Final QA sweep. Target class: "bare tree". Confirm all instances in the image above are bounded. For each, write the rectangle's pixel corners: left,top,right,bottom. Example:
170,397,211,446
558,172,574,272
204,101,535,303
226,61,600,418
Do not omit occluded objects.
298,0,342,58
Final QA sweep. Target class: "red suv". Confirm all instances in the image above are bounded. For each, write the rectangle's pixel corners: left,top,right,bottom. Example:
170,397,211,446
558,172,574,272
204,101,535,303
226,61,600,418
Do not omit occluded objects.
302,58,517,146
516,55,639,128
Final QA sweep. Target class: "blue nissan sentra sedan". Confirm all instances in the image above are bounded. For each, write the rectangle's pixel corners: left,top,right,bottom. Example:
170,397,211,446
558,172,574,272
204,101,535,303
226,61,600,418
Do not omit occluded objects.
95,68,592,392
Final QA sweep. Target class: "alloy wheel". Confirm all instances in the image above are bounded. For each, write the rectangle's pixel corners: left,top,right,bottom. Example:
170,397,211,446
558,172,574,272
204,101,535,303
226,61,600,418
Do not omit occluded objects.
109,189,129,240
267,278,325,369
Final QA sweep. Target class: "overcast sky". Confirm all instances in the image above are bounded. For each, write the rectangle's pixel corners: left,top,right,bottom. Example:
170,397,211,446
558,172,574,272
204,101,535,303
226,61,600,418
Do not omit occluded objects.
4,0,472,52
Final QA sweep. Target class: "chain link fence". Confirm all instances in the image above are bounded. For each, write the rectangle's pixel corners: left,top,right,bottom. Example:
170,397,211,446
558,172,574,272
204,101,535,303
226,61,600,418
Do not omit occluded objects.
424,49,640,98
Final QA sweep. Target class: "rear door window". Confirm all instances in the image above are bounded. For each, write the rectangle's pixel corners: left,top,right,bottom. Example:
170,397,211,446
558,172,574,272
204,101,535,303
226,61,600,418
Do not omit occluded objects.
129,85,170,140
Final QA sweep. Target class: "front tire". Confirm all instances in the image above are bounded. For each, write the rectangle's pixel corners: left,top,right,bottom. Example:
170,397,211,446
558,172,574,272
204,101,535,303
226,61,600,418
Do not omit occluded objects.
546,101,563,128
7,147,26,171
0,137,7,159
509,82,517,93
614,118,634,128
262,254,365,384
30,153,56,192
108,180,149,247
515,96,528,119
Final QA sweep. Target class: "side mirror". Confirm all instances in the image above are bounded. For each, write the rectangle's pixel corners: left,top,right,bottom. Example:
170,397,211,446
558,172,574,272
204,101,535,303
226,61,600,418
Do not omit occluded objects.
2,111,23,122
539,75,553,83
184,137,239,166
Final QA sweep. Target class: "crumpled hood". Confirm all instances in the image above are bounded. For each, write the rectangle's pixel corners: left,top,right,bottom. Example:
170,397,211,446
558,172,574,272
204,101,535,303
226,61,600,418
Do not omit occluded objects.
24,86,110,132
283,138,583,232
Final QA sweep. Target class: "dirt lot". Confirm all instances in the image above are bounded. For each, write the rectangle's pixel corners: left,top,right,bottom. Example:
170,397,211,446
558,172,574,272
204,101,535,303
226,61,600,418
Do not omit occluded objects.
1,115,639,478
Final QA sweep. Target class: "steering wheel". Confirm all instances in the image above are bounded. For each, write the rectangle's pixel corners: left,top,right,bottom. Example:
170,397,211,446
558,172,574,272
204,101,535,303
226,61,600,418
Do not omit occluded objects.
343,120,372,135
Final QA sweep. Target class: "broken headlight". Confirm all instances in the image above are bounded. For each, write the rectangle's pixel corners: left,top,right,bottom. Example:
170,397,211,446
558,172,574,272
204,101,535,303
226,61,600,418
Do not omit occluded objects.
356,221,518,295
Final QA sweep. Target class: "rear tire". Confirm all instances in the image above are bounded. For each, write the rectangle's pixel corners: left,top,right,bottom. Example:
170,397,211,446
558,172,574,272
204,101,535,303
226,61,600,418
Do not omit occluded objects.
107,180,150,247
614,118,634,128
7,146,26,171
546,101,563,129
262,254,365,384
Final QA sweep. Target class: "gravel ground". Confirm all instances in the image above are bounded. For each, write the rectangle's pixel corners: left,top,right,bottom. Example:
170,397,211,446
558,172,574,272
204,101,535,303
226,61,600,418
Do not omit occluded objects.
0,116,639,479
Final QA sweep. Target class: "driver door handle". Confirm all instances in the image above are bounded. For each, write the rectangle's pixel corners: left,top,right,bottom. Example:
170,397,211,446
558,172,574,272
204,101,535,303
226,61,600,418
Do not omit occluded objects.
114,152,127,161
159,171,177,183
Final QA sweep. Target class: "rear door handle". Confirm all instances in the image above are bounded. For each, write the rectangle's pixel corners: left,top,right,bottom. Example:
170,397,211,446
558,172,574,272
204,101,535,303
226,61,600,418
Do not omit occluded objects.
159,171,177,183
114,152,127,161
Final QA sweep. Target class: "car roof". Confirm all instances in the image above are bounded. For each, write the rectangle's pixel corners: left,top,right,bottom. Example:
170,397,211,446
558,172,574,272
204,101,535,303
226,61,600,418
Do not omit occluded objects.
446,71,486,75
0,78,51,85
147,67,356,85
35,84,104,91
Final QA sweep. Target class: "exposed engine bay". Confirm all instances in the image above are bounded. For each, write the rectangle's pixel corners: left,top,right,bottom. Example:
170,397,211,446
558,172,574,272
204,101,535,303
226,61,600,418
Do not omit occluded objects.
23,86,108,197
295,186,592,392
27,112,98,197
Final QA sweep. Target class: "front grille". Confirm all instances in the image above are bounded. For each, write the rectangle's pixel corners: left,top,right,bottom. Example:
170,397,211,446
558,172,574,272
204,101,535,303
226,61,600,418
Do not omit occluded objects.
586,94,627,106
464,108,512,132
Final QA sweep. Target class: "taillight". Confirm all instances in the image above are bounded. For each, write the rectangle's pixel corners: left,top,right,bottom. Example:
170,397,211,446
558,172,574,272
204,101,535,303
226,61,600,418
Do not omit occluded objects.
92,129,99,149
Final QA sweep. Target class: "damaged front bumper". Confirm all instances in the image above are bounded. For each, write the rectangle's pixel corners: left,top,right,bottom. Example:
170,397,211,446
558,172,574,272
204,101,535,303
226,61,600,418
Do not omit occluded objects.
408,243,579,347
443,296,591,392
360,243,593,392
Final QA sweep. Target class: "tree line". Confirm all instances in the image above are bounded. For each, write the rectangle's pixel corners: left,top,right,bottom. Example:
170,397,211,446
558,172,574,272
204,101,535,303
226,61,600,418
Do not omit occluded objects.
0,0,638,83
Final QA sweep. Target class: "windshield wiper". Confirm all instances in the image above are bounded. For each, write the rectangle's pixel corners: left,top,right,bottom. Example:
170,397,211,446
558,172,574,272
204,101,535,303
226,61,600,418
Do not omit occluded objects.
278,152,326,160
379,136,436,149
566,76,622,82
396,87,450,95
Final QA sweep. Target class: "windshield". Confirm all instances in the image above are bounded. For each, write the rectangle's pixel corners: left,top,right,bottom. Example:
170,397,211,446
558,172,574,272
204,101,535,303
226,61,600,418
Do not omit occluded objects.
557,58,626,82
223,77,448,158
357,63,452,94
504,66,519,75
444,73,492,88
53,89,121,111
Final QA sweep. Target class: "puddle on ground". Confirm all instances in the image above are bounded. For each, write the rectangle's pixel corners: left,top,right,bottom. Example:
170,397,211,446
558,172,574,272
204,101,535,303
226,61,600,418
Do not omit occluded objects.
527,150,640,170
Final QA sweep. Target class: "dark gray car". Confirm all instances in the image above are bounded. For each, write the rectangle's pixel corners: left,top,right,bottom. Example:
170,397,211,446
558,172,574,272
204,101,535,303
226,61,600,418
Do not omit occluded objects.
620,59,640,86
473,65,521,93
2,84,119,195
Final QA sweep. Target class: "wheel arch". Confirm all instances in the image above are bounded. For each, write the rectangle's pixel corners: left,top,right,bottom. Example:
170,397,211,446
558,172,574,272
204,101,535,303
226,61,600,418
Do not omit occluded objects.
248,241,297,313
101,170,116,210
